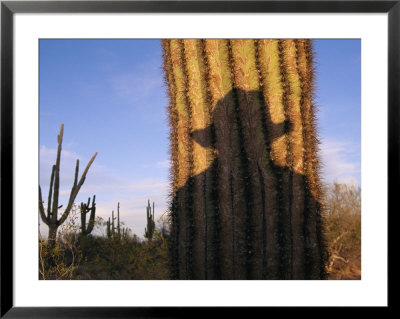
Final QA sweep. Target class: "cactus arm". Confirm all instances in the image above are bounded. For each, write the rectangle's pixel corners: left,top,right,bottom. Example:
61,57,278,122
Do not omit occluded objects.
46,165,55,220
117,202,120,237
57,151,97,226
86,208,95,234
112,210,115,235
50,124,64,224
38,186,49,226
71,159,79,196
86,195,96,234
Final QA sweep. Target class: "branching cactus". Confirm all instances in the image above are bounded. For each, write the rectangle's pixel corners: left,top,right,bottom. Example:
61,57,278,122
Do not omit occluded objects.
80,195,96,236
162,39,327,280
39,124,97,246
144,200,155,241
107,203,122,239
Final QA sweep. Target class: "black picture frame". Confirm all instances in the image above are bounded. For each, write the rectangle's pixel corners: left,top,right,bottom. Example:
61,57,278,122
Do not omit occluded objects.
1,1,395,317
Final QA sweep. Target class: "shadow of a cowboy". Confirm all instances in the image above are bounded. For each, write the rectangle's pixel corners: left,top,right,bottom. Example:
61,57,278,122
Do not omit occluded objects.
171,88,323,280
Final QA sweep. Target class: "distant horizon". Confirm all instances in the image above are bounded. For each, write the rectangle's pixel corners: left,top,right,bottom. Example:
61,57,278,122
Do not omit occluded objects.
39,39,361,238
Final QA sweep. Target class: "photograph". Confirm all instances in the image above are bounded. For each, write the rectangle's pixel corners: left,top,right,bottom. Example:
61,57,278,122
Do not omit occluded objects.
38,38,361,281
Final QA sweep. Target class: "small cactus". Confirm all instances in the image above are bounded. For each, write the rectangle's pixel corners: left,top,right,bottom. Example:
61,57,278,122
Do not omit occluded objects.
144,200,155,241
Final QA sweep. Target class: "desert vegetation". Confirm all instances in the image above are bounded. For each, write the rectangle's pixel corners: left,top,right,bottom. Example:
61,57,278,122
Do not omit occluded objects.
38,124,169,280
38,180,360,280
39,208,170,280
324,182,361,279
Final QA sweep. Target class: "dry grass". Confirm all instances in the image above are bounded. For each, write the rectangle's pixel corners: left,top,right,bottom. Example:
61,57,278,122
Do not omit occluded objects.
324,182,361,280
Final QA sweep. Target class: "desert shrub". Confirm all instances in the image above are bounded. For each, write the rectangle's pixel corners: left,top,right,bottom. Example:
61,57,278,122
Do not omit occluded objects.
39,205,82,280
39,238,79,280
324,182,361,279
72,232,169,280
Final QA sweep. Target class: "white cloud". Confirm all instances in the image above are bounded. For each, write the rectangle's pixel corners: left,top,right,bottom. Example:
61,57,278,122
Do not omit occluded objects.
40,144,102,191
156,160,170,168
142,159,171,169
319,138,360,185
110,71,163,102
39,144,80,165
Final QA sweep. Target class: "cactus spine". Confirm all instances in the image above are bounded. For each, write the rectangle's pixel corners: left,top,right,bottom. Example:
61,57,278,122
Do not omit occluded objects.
38,124,97,246
162,39,327,280
80,195,96,236
144,200,155,241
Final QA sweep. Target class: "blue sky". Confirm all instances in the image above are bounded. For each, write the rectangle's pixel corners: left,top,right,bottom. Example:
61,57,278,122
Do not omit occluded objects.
39,39,360,237
313,39,361,185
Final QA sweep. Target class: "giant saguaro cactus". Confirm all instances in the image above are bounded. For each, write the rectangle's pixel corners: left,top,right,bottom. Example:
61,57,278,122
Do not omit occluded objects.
162,39,327,280
39,124,97,246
